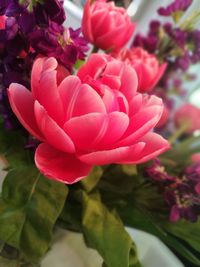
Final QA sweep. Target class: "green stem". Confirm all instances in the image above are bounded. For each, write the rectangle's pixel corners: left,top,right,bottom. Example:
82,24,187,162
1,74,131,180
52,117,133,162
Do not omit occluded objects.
169,122,190,144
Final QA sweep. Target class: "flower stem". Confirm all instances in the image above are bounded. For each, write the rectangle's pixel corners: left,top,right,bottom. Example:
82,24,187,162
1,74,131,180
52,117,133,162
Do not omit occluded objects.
169,122,190,144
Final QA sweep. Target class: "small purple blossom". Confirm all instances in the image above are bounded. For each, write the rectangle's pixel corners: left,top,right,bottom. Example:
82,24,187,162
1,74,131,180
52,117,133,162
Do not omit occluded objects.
29,24,88,70
146,160,200,222
146,159,175,182
165,189,199,222
174,29,188,48
149,20,161,34
185,163,200,194
175,52,190,70
163,22,173,35
158,0,193,17
33,0,66,25
133,34,159,54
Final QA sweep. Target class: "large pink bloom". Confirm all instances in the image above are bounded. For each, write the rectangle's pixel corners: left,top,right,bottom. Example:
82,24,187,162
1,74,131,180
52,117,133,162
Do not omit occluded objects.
8,56,169,184
114,47,167,93
82,0,135,52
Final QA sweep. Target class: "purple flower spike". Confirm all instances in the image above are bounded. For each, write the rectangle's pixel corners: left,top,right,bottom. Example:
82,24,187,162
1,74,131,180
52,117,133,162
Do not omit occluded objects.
158,0,193,17
146,159,175,182
175,52,190,70
33,0,66,26
186,163,200,182
165,189,199,222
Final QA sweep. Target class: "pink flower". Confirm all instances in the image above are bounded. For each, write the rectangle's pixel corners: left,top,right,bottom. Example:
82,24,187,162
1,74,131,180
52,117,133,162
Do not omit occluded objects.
8,56,169,184
114,47,167,93
0,16,6,30
174,103,200,133
82,0,135,52
156,106,169,128
191,154,200,163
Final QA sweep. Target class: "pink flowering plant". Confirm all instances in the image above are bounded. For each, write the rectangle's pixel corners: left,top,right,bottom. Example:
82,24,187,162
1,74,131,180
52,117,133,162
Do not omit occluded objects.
0,0,200,267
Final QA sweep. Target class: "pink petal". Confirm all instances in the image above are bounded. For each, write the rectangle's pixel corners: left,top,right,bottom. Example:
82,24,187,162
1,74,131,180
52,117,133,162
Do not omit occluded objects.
91,9,109,38
34,101,75,153
129,94,143,116
82,0,94,42
101,74,121,90
35,143,92,184
31,57,64,125
118,106,163,146
78,53,107,81
103,60,122,76
64,112,129,150
144,94,163,107
96,23,135,51
101,87,129,113
96,111,130,148
64,113,107,150
101,86,120,113
7,83,44,141
31,57,46,100
56,64,70,85
103,61,138,100
58,76,106,121
149,63,167,91
134,132,170,163
119,63,138,101
78,142,145,165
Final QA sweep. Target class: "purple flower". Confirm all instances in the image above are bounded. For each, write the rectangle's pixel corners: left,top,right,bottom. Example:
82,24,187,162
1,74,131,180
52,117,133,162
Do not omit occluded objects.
175,52,190,70
29,24,88,70
189,30,200,63
174,29,188,47
158,0,193,17
34,0,66,25
163,22,173,35
185,163,200,194
0,0,23,17
1,0,66,25
0,0,89,131
133,34,159,53
146,159,200,222
165,189,199,222
132,20,161,53
146,159,175,182
149,20,161,34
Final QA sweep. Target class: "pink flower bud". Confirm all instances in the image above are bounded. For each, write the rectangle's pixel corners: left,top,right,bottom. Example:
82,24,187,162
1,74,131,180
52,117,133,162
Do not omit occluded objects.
82,0,135,52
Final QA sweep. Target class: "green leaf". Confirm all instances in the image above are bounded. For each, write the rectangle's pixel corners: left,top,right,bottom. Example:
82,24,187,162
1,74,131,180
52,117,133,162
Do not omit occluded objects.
0,166,68,264
74,59,85,69
81,192,142,267
163,219,200,252
121,165,137,176
81,166,103,192
0,122,33,169
119,206,200,266
0,256,18,267
99,165,136,195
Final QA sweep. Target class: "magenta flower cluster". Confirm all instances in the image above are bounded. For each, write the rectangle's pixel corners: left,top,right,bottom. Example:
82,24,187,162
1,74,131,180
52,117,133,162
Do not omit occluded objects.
158,0,193,16
0,0,88,130
146,159,200,222
133,0,200,71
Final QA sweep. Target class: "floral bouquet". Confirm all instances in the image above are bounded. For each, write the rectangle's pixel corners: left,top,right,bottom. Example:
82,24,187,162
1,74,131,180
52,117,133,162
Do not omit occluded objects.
0,0,200,266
